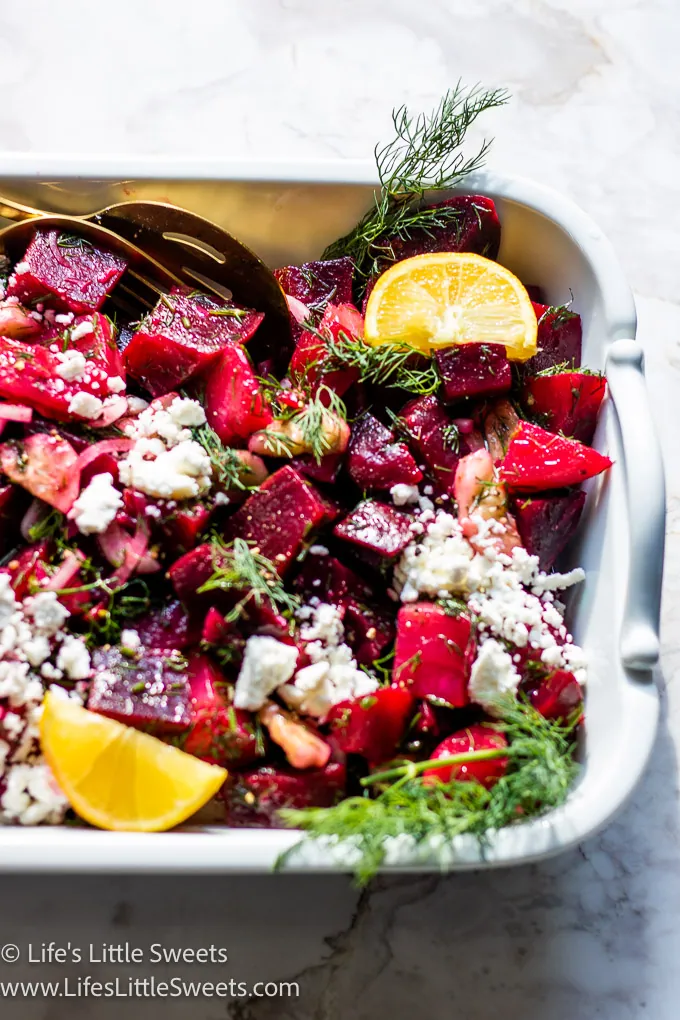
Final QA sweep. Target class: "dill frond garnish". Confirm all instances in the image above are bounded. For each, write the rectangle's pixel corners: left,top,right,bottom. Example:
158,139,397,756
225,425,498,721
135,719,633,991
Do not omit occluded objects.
261,384,349,464
323,330,440,396
191,423,256,491
441,422,461,452
199,537,301,623
27,508,66,544
322,83,509,292
278,701,580,885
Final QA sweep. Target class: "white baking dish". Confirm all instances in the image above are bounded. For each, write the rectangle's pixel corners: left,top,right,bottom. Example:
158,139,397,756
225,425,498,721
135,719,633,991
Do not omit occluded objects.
0,159,664,873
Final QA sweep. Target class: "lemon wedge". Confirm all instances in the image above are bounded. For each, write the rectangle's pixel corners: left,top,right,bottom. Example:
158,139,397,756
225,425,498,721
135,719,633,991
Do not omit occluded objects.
40,692,227,832
364,251,537,360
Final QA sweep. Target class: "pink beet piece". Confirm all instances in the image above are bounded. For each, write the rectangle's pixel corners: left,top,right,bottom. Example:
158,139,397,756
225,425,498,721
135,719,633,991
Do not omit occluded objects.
134,599,198,651
7,230,127,314
436,343,511,404
88,647,192,733
398,395,467,491
343,597,395,666
223,466,336,573
525,302,582,374
291,452,343,485
0,540,51,599
347,414,422,490
326,686,414,764
513,490,586,571
393,603,473,707
275,257,354,318
124,289,263,396
334,500,412,558
526,669,583,722
183,655,261,767
202,343,272,444
523,372,606,445
423,724,508,789
168,543,215,602
0,432,80,513
500,421,612,491
224,762,346,828
372,196,501,274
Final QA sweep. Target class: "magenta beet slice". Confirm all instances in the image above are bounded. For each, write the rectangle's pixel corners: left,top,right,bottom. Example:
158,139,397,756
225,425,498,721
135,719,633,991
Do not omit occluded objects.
398,395,467,491
275,257,354,318
223,466,336,573
183,655,261,767
7,230,127,313
0,483,29,557
393,604,473,707
326,686,414,764
0,539,51,599
224,762,346,828
334,500,412,558
423,725,508,788
87,647,191,733
168,543,215,602
500,422,612,491
124,290,263,397
347,414,422,490
513,490,586,570
372,196,501,274
291,452,343,485
292,553,375,605
523,372,606,445
342,597,395,666
160,502,212,554
436,343,511,404
202,343,272,444
525,302,582,374
133,599,198,651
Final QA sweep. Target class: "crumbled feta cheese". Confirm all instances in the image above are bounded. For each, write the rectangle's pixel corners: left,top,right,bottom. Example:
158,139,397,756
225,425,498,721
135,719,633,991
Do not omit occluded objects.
213,492,230,506
279,603,378,718
55,349,87,381
22,635,51,668
55,635,91,680
0,574,17,630
13,261,29,275
1,763,68,825
54,312,75,326
390,483,420,506
308,545,329,556
120,629,141,652
394,512,474,602
107,375,126,394
68,391,104,420
167,396,206,428
70,319,94,342
69,472,123,535
118,439,212,500
468,638,521,715
126,397,205,447
23,593,69,636
233,636,299,711
127,396,149,415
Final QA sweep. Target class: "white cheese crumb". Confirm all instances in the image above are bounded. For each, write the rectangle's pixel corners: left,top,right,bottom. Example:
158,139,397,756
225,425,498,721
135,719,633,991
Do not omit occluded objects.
468,638,521,716
126,396,149,414
67,391,104,420
69,472,123,535
70,319,94,341
107,375,126,394
214,492,230,506
118,439,212,500
55,349,87,381
233,636,299,711
390,483,420,506
1,763,68,826
120,629,141,651
23,593,69,636
55,635,91,680
13,261,29,274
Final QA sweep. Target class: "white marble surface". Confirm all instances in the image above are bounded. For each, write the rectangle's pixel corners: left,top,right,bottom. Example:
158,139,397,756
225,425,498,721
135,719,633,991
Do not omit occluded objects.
0,0,678,1017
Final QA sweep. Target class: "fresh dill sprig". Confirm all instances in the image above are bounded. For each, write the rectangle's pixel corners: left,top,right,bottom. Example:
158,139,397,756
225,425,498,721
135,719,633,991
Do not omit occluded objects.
191,424,256,491
323,330,440,396
322,83,509,291
534,360,602,378
27,508,66,543
199,537,301,623
278,701,580,885
441,422,461,453
261,384,348,464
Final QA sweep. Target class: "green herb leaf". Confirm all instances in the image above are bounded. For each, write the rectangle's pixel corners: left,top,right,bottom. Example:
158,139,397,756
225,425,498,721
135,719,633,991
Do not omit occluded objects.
323,330,440,396
199,537,301,623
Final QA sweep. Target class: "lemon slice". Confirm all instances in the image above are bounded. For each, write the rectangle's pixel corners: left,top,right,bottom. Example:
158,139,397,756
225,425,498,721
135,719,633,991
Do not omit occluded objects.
364,252,538,360
40,693,227,832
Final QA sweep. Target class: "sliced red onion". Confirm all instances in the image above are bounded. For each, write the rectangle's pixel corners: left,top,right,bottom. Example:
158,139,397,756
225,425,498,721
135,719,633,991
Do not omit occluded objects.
90,396,128,429
0,403,33,423
44,550,85,592
285,294,312,325
75,437,133,475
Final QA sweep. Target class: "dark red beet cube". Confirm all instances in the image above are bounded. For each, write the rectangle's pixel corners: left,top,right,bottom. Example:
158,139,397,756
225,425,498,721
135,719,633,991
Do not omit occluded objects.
500,421,612,491
334,500,412,558
7,230,127,314
525,303,582,374
343,597,395,666
0,483,30,557
326,686,414,764
423,724,508,789
87,647,192,733
523,372,606,445
275,257,354,319
291,452,343,485
398,395,467,491
222,466,336,573
525,669,583,722
183,655,261,767
224,762,346,828
373,196,501,274
201,343,272,444
393,603,473,707
134,599,198,651
168,543,215,602
347,414,422,490
513,490,586,571
436,343,511,404
124,290,263,397
292,553,375,605
159,502,212,554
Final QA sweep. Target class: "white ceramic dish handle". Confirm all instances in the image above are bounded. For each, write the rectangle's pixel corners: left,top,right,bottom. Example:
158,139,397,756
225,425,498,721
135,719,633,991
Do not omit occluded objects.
605,338,665,670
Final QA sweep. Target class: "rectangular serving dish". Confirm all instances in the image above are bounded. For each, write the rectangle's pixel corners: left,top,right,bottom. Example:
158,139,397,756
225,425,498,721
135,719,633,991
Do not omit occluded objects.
0,159,664,872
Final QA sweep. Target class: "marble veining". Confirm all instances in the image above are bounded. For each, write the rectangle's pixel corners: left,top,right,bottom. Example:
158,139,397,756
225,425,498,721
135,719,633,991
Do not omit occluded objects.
0,0,677,1017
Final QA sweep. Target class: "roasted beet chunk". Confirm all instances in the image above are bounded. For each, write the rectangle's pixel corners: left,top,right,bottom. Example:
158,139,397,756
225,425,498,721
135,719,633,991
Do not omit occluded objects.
399,395,469,491
292,553,375,605
436,343,511,404
525,669,583,722
373,196,501,273
525,303,582,374
87,647,192,733
523,372,606,445
0,432,80,513
513,490,586,570
202,343,272,444
393,603,473,707
288,303,362,397
167,544,215,603
133,600,197,651
500,422,612,491
326,686,414,764
124,289,263,396
347,414,422,490
223,466,335,573
6,230,127,314
423,724,508,788
275,258,354,319
334,500,412,558
224,763,346,828
183,655,261,768
343,598,395,666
